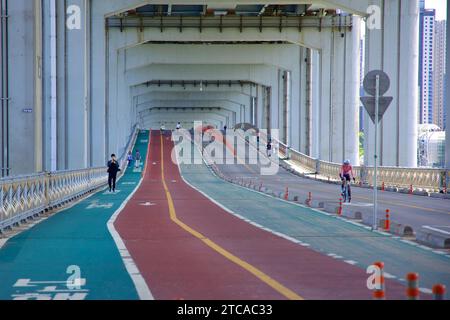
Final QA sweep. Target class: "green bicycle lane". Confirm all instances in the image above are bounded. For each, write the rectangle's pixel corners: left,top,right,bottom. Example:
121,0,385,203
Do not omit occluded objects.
179,162,450,295
0,130,150,300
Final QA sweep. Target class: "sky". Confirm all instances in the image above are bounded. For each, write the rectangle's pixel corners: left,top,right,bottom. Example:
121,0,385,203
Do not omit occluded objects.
425,0,447,21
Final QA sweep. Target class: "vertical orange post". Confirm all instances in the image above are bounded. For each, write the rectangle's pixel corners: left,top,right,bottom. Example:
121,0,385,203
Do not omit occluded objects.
338,198,343,215
409,185,413,195
384,209,390,231
382,182,385,192
406,273,420,300
373,261,385,300
432,284,446,300
284,187,289,200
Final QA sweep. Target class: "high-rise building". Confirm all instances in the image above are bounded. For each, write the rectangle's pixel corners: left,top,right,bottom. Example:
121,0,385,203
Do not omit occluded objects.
419,0,436,124
433,20,447,130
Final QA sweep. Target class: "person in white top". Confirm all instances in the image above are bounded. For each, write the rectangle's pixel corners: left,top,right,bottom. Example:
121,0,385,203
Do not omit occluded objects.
176,122,181,130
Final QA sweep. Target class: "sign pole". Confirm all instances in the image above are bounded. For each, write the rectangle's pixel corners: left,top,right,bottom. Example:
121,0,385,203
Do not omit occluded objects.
373,75,380,231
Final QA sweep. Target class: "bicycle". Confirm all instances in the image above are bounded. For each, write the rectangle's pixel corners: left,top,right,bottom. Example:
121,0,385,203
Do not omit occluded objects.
341,178,352,203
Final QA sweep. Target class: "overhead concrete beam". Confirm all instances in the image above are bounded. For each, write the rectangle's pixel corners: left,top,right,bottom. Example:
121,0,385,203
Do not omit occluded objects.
124,43,300,71
131,85,256,98
134,91,251,107
125,64,278,87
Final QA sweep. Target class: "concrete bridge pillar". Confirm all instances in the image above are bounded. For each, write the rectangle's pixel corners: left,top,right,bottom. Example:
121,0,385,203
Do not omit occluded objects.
364,0,419,167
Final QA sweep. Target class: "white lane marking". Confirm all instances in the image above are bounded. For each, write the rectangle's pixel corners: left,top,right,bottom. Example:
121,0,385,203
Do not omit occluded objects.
419,288,433,294
107,140,154,301
0,239,7,249
384,272,397,279
139,202,156,207
86,200,113,210
103,190,122,195
423,226,450,235
344,260,358,265
401,239,419,246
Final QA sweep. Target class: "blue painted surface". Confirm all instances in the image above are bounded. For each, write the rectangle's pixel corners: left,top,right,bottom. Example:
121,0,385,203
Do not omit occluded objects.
0,131,149,300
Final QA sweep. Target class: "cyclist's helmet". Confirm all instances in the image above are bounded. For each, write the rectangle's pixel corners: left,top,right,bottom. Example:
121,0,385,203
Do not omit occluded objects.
344,159,351,165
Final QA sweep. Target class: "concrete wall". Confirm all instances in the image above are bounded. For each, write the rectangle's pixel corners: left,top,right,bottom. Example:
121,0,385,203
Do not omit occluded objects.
3,0,421,175
2,0,41,175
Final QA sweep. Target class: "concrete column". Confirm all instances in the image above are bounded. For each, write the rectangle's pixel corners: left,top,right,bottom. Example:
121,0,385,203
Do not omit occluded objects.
297,46,308,153
42,0,58,172
343,15,361,165
64,0,89,169
398,0,419,167
318,36,332,161
289,47,301,151
33,0,43,173
305,48,313,156
311,49,321,159
365,0,419,167
56,0,67,170
256,84,264,129
6,0,37,175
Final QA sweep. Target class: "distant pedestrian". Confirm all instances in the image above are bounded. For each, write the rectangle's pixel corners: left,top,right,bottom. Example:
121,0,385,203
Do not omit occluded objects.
135,150,141,168
160,123,166,134
107,154,121,193
127,151,133,167
266,140,272,157
176,122,182,130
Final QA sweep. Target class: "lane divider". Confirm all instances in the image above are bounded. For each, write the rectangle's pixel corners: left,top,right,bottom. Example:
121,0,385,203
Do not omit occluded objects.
107,131,154,300
159,134,303,301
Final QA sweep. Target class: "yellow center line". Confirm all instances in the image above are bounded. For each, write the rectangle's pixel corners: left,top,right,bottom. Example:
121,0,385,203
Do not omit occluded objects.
159,134,303,301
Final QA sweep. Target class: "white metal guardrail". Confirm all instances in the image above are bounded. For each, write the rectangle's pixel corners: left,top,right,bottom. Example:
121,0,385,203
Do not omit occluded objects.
0,126,140,232
277,141,448,193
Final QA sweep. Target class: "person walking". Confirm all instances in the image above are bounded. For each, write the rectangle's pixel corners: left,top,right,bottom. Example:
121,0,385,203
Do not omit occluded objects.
135,149,141,168
127,151,133,168
266,140,272,157
107,154,121,193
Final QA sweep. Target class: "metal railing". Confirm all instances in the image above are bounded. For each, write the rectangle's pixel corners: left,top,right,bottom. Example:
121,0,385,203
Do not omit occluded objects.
0,125,140,232
278,141,448,193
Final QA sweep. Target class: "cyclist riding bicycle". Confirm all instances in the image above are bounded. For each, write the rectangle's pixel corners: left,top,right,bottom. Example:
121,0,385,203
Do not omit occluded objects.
339,159,356,202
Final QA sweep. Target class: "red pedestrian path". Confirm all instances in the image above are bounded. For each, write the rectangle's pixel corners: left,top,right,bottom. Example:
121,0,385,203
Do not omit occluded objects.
115,131,409,300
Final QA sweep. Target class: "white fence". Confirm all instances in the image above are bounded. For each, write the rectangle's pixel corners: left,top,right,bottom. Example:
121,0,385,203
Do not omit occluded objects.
0,126,140,232
278,141,448,193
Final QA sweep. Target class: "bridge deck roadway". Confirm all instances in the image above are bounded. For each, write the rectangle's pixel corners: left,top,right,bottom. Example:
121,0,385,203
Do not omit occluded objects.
213,137,450,234
0,130,446,299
